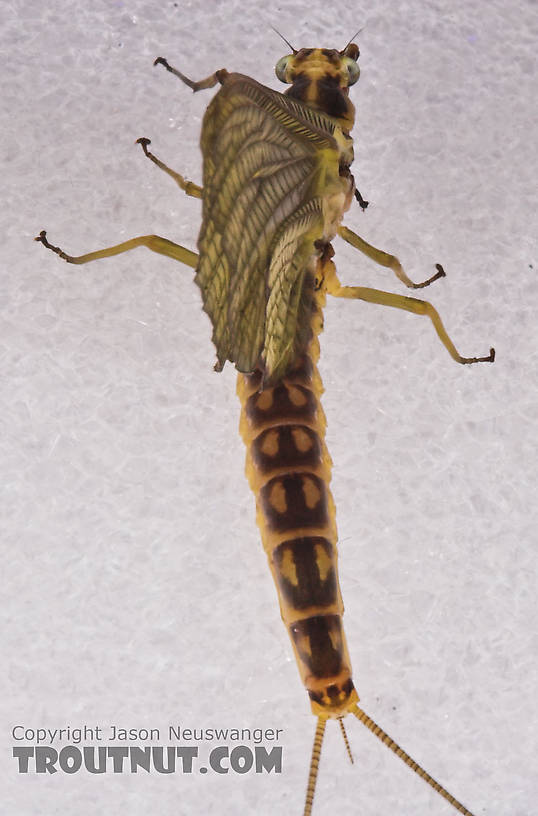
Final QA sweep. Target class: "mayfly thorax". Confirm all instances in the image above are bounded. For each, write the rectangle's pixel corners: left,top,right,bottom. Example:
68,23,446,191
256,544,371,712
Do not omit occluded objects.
36,37,494,816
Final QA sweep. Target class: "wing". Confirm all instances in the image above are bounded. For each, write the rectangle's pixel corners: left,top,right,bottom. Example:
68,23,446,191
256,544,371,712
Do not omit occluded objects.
196,72,342,383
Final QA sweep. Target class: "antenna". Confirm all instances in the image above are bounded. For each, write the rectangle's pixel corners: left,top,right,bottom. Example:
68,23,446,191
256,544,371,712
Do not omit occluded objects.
340,27,365,53
271,26,298,54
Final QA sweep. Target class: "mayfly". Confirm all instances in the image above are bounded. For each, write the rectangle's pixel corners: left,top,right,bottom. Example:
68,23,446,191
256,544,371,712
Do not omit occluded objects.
36,37,494,815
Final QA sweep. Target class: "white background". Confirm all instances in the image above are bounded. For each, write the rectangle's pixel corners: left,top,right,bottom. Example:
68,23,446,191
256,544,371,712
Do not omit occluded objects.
2,1,537,814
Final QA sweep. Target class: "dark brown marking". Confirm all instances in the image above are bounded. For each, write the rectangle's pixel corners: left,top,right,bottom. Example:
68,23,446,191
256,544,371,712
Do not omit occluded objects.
286,72,311,103
251,425,322,474
242,354,314,393
245,382,317,430
282,354,314,385
308,677,356,707
290,614,344,677
272,537,337,610
294,48,314,62
315,74,350,119
242,368,264,392
313,240,335,264
321,49,340,65
260,473,328,532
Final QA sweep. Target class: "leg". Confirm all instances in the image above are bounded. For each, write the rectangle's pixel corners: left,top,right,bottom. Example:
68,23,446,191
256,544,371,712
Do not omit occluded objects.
338,225,445,289
35,230,197,269
325,264,494,364
153,56,228,92
354,188,369,211
136,138,202,199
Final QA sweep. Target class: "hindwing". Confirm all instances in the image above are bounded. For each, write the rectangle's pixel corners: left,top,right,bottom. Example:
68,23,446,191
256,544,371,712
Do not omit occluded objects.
196,72,342,383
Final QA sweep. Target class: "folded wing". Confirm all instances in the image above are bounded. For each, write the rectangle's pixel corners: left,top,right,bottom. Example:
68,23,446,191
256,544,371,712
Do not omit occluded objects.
196,73,341,382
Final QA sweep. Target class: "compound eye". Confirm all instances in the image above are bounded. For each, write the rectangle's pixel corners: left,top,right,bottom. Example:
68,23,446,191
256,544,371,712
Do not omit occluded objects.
342,57,359,86
275,55,293,83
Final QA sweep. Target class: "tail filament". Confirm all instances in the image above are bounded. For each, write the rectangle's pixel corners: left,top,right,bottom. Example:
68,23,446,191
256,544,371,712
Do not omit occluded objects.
353,706,476,816
304,716,327,816
338,716,354,764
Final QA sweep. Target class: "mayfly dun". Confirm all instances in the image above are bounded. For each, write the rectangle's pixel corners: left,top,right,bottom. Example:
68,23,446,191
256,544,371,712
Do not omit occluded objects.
36,36,494,815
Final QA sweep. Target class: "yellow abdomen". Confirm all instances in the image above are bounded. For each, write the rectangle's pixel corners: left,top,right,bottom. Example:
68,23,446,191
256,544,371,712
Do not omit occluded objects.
237,285,358,717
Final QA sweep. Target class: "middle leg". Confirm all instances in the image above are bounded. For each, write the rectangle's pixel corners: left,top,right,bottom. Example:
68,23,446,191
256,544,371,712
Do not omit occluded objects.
338,225,446,289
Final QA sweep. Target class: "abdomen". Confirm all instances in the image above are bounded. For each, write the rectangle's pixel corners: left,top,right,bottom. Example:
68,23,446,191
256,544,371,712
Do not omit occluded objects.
237,295,359,717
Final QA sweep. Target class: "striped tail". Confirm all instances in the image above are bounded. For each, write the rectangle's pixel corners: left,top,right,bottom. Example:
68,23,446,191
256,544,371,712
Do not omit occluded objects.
237,286,359,718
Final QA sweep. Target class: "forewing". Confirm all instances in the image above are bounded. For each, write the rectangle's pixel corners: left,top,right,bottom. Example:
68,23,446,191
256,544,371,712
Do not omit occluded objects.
196,73,339,378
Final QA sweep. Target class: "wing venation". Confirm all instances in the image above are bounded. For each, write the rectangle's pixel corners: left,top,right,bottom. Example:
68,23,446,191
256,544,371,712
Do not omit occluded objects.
196,73,342,380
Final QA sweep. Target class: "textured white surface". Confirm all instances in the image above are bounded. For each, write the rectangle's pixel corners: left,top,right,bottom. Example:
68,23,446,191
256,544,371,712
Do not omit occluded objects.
2,1,537,814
